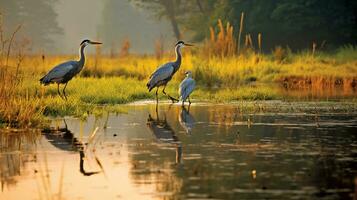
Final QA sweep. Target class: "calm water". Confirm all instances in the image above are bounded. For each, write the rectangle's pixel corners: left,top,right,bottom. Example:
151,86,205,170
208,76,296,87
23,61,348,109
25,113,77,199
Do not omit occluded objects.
1,102,357,200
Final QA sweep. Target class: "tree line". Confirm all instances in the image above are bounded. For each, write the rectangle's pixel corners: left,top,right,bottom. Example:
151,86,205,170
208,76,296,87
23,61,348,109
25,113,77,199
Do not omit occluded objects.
0,0,355,52
132,0,356,51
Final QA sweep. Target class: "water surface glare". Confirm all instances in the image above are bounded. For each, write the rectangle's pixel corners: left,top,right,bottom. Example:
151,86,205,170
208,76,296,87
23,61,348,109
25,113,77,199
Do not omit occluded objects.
1,102,357,200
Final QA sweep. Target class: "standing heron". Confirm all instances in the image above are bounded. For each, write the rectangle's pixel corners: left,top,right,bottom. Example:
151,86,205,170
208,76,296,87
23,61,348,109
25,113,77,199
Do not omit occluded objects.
179,71,196,106
147,40,193,103
39,39,102,100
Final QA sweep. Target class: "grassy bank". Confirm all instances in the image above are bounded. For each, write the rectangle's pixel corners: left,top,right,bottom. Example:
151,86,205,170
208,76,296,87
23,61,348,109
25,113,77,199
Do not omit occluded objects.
10,75,357,115
17,45,357,87
19,76,281,114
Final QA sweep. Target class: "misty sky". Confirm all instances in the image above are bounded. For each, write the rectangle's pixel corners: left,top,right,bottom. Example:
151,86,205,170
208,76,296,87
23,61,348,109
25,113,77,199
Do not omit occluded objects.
54,0,103,54
54,0,174,54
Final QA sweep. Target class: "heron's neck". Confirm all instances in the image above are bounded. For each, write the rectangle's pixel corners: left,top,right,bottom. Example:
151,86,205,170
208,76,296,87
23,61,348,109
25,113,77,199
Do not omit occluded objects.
174,45,182,67
78,45,86,67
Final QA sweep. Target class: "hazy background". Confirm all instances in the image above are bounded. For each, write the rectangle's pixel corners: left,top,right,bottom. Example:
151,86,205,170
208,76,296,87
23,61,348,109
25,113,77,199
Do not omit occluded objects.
0,0,174,54
55,0,174,54
0,0,355,54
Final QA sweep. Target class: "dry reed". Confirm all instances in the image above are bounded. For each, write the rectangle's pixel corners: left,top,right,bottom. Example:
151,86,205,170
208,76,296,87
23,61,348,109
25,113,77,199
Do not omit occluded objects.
204,19,236,57
0,18,43,128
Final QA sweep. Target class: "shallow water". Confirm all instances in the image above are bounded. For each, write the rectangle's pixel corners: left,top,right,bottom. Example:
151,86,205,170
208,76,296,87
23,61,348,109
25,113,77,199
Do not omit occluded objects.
1,102,357,200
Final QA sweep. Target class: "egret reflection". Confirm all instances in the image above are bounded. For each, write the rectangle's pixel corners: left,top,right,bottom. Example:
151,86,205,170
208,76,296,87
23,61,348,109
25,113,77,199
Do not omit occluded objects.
178,106,195,134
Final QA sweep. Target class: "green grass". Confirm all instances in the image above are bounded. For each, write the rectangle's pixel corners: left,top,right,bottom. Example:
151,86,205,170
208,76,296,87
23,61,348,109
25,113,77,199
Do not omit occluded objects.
1,74,356,128
22,74,353,117
14,76,282,119
20,77,149,117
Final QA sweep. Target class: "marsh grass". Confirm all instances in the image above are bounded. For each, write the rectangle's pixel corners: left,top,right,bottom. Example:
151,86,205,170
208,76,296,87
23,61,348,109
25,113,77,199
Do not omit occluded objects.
0,21,45,128
335,44,357,62
2,45,356,125
1,15,356,128
2,43,356,128
18,45,356,87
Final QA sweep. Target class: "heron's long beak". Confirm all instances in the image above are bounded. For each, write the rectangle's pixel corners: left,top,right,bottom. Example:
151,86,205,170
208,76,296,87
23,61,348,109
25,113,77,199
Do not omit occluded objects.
185,43,194,46
90,41,102,45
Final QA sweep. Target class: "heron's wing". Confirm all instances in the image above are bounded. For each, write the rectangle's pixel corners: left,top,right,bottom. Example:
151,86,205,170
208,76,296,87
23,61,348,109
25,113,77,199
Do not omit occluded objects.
42,61,77,82
148,62,174,86
179,77,189,95
179,78,196,100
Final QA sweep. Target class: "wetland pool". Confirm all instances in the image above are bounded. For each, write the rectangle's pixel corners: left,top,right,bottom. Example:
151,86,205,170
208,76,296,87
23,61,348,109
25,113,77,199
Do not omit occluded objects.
1,102,357,200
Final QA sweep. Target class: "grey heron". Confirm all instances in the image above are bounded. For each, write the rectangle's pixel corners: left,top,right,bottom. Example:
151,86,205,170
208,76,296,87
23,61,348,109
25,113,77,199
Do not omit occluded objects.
39,39,102,100
147,40,193,103
179,71,196,106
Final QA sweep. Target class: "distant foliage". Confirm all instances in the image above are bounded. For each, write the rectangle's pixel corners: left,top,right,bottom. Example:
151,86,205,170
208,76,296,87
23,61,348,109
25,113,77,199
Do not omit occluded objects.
138,0,356,51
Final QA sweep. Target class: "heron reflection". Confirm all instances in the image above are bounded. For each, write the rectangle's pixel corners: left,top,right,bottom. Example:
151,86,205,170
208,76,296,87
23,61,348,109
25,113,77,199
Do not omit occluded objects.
147,109,182,164
43,119,101,176
178,106,195,134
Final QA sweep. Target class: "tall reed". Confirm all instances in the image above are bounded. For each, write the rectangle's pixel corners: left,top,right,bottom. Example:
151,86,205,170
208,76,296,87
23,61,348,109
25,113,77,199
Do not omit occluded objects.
0,17,43,128
204,19,236,57
237,12,244,54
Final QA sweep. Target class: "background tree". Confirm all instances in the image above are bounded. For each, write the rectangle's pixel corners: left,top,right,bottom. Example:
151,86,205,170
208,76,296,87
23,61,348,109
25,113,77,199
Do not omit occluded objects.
131,0,183,40
0,0,62,51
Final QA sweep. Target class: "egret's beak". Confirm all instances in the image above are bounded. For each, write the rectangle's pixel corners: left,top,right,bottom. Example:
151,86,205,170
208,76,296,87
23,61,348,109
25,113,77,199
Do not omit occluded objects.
185,43,194,46
90,41,102,45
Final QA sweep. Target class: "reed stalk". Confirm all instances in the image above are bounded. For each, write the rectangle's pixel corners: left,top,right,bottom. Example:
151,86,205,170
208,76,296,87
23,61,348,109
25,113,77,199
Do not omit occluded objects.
258,33,262,53
237,12,244,54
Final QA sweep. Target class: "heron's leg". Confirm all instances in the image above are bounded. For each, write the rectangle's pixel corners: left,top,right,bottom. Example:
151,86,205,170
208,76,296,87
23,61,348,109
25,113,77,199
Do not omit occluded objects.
57,84,64,100
155,103,158,117
188,96,191,105
162,85,167,94
162,85,179,103
63,118,68,129
62,82,68,101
